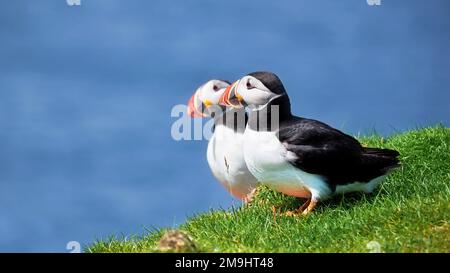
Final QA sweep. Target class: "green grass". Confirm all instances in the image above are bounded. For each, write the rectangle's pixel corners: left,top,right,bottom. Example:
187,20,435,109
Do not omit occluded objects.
88,126,450,253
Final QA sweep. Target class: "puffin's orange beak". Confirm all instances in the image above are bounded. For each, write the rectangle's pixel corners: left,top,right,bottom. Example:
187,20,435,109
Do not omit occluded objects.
219,81,244,108
187,93,205,118
219,84,232,106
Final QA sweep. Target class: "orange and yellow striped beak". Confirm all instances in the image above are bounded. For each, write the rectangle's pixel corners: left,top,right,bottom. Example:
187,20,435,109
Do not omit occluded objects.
219,81,244,108
187,93,206,118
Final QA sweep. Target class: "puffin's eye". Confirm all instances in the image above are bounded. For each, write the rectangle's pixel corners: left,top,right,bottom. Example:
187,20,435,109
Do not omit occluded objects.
213,85,219,91
246,80,255,89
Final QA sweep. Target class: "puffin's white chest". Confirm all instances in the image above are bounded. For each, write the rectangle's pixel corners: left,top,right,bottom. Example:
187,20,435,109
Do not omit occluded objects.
243,129,290,174
243,127,331,199
206,124,257,200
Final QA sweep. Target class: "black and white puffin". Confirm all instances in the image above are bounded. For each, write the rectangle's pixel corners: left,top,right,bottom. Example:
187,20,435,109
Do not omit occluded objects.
219,71,400,214
187,80,258,201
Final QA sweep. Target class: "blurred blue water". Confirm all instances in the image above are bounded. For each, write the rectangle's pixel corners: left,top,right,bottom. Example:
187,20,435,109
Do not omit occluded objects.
0,0,449,252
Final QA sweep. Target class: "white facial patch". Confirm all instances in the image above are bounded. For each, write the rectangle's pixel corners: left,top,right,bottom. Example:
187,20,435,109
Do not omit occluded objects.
238,76,279,107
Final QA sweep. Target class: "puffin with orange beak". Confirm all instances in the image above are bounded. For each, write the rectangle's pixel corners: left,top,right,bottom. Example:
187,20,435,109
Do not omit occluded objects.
220,71,400,215
187,80,258,201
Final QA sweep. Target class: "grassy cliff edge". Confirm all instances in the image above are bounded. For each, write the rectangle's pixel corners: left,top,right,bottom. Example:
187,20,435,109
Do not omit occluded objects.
88,126,450,253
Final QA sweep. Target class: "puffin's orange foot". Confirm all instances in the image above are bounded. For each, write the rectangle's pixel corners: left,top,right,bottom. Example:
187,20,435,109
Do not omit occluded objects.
284,210,300,217
301,199,318,215
298,198,311,212
283,207,306,217
243,188,259,204
283,198,317,216
271,205,278,215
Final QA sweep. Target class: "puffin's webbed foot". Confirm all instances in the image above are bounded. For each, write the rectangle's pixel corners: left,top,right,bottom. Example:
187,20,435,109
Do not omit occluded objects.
284,198,318,216
243,187,259,204
301,199,318,215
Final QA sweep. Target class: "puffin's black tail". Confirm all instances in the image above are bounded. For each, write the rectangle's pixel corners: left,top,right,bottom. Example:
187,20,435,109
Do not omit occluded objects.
360,147,401,179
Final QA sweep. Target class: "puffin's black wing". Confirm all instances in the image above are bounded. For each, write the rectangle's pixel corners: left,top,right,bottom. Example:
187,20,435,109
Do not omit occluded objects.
277,118,399,187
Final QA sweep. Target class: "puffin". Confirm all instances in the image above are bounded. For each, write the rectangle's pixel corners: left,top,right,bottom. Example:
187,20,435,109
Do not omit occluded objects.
219,71,400,215
187,79,258,201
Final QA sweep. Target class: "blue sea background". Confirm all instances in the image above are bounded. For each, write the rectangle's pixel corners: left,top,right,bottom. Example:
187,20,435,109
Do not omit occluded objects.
0,0,449,252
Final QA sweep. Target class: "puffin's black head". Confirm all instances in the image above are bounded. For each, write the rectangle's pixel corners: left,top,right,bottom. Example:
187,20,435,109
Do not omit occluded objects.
219,71,289,110
247,71,287,95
